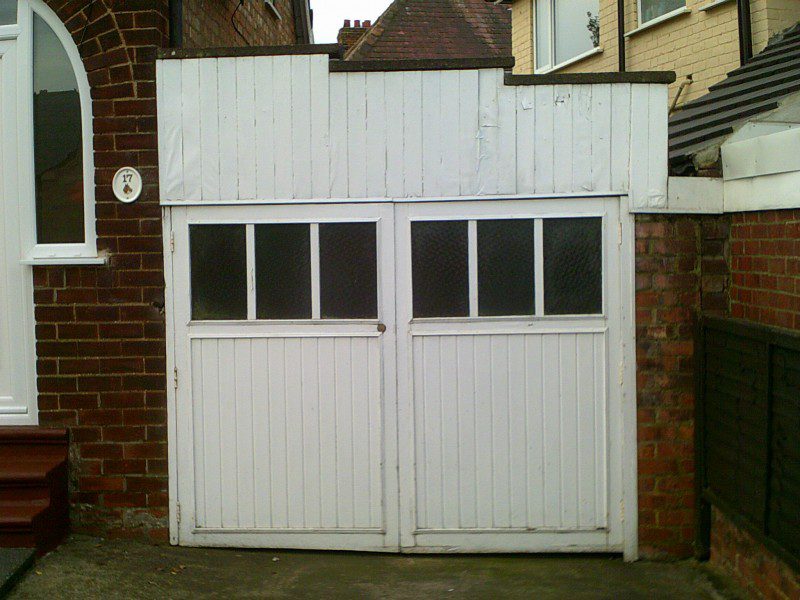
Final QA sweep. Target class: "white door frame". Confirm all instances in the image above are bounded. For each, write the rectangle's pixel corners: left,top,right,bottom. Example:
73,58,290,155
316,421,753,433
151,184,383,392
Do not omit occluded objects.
166,203,400,550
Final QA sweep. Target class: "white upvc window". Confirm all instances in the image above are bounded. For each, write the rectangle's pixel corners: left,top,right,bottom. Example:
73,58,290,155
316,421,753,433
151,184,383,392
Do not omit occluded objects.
0,0,98,264
534,0,600,73
638,0,686,25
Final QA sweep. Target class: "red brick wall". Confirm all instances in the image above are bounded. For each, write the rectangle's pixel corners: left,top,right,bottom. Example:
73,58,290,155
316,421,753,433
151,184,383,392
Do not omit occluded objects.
635,214,730,558
730,209,800,330
710,509,800,600
182,0,298,48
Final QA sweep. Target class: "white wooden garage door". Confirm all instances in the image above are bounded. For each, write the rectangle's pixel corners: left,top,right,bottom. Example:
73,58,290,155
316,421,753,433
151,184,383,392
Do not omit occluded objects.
167,197,626,553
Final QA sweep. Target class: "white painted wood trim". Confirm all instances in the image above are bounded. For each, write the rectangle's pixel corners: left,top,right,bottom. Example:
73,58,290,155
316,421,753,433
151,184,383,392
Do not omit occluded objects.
534,46,604,75
722,127,800,181
628,5,690,36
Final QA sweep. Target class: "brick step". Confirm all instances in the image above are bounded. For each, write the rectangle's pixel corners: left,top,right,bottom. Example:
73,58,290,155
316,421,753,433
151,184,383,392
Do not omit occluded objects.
0,457,66,486
0,427,68,461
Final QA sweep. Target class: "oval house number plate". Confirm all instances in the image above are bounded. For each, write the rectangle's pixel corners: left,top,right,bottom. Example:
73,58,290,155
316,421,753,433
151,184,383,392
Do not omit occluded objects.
112,167,143,203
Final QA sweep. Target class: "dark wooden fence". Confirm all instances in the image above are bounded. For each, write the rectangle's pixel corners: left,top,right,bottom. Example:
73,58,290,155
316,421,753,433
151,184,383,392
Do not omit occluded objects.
696,316,800,568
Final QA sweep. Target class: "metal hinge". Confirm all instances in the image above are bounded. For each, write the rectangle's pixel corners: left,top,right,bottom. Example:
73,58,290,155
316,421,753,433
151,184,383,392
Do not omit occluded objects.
170,230,175,253
173,367,179,390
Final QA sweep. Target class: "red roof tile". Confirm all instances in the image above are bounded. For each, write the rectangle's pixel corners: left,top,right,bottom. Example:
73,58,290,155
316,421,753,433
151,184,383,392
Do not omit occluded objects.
345,0,511,61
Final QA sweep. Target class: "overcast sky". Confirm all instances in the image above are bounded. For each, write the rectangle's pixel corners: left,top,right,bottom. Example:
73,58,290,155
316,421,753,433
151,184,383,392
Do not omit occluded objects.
312,0,393,43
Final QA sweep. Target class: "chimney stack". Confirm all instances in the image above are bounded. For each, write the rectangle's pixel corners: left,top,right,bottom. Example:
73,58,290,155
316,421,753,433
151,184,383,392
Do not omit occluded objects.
338,18,373,53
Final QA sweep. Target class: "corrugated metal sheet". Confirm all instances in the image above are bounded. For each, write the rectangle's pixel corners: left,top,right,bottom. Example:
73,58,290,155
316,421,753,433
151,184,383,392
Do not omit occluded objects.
669,23,800,162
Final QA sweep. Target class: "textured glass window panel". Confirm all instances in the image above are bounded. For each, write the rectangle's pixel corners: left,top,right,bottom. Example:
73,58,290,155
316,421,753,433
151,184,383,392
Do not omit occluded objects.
319,223,378,319
478,220,535,316
412,221,469,318
543,218,603,315
554,0,599,65
640,0,684,23
33,13,85,244
190,225,247,320
0,0,16,25
255,224,312,320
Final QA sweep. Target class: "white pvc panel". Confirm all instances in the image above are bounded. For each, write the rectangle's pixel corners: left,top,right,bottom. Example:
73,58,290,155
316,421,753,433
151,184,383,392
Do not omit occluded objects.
191,336,384,531
411,332,607,531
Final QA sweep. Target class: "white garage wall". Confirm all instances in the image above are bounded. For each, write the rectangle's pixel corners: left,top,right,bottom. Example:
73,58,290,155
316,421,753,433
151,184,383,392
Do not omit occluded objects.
156,54,667,208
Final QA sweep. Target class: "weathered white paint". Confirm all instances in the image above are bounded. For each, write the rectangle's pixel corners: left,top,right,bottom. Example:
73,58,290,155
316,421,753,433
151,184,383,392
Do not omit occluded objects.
662,177,724,214
156,55,667,209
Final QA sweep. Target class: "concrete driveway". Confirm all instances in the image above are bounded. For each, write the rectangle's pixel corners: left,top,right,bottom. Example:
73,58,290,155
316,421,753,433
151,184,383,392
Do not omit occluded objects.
7,536,746,600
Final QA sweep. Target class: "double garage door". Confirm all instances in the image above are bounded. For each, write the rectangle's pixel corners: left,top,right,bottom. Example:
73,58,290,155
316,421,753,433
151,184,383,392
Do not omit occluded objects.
167,198,628,553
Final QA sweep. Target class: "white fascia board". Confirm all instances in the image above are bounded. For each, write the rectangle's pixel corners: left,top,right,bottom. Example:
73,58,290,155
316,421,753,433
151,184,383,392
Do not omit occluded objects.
631,176,723,214
722,126,800,181
724,170,800,212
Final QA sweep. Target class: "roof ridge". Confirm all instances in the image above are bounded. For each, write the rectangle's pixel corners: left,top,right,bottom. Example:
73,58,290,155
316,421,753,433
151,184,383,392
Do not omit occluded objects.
344,0,405,61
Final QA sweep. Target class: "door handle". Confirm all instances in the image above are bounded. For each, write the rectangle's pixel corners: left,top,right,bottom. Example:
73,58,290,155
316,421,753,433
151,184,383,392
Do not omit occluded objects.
377,323,387,333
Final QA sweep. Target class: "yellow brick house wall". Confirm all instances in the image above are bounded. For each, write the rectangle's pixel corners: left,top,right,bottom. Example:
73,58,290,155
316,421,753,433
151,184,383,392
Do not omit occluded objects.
510,0,800,108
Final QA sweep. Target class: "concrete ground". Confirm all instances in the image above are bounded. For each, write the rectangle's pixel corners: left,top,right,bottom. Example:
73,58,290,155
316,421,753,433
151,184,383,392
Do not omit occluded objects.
7,536,747,600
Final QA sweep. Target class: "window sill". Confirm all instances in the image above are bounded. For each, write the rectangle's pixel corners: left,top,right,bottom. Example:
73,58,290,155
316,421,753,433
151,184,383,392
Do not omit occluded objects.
625,7,691,38
535,46,603,75
21,254,108,266
698,0,733,11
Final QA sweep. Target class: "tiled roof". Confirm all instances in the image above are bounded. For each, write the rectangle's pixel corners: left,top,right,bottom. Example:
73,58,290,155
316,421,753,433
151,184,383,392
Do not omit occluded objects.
669,23,800,163
345,0,511,61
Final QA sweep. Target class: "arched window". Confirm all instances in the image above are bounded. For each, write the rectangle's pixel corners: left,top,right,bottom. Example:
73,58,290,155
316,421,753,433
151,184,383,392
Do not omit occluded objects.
0,0,98,262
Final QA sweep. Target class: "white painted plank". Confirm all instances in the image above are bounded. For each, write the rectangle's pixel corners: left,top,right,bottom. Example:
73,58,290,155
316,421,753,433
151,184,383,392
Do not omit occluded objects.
412,336,427,528
508,335,528,527
300,338,321,528
234,339,255,529
473,335,493,528
329,73,349,198
217,58,238,202
317,337,338,528
515,86,536,194
594,333,608,528
610,84,631,193
365,72,387,198
439,71,461,197
251,338,272,528
200,339,222,528
439,336,460,529
477,69,500,195
629,84,650,209
553,84,573,194
218,339,239,528
498,82,517,195
334,337,355,527
422,337,444,528
533,86,555,194
458,70,481,196
491,336,511,528
591,84,612,192
351,338,372,528
525,335,545,526
159,60,184,201
646,84,669,208
291,55,312,199
254,57,275,200
191,341,206,526
236,57,256,200
572,85,592,193
542,334,561,527
272,56,293,200
576,334,597,528
385,72,405,198
198,60,221,202
309,55,331,199
422,71,443,197
284,338,305,528
267,339,289,527
558,335,579,529
456,336,477,528
347,72,368,199
367,338,383,528
402,71,423,197
180,60,201,201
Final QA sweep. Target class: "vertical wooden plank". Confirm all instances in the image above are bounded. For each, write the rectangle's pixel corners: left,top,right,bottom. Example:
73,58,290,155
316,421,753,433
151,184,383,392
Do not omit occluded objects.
412,337,427,528
439,71,461,196
474,335,494,528
347,72,368,199
591,84,612,192
440,336,460,530
180,60,201,201
456,336,477,528
309,55,331,199
317,337,338,528
458,70,481,196
385,72,405,198
191,341,206,526
577,334,597,527
402,71,423,198
236,57,256,200
516,86,536,194
272,55,293,199
498,82,517,195
284,338,305,528
251,339,272,528
477,69,500,196
291,55,312,199
218,338,239,527
254,57,275,200
526,335,545,526
542,334,561,526
572,85,592,193
159,60,184,201
365,72,387,199
351,337,372,528
301,338,321,528
421,71,442,197
553,84,573,194
646,83,669,208
559,335,579,529
367,338,383,528
198,59,220,202
533,85,554,194
234,339,255,529
629,84,650,209
594,333,608,526
508,335,528,527
334,337,355,527
610,84,631,193
329,73,349,198
217,58,238,202
201,339,221,528
267,339,288,528
491,335,511,528
423,337,444,528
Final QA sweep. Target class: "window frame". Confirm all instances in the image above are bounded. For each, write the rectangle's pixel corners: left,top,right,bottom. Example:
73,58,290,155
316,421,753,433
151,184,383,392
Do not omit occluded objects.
16,0,98,264
533,0,601,74
636,0,687,26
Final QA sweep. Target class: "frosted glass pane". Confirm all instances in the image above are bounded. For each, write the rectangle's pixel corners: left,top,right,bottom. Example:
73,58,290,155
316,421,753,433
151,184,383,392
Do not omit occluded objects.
320,223,378,319
255,224,312,320
190,225,248,320
412,221,469,318
478,220,535,316
543,218,602,315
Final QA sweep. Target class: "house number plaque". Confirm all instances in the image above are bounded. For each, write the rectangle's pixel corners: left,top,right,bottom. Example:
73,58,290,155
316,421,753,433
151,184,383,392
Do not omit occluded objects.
112,167,143,203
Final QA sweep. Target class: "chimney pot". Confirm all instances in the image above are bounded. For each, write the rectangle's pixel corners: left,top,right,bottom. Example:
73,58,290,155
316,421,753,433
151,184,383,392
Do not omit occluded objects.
364,20,371,27
344,19,351,27
355,20,361,27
